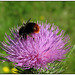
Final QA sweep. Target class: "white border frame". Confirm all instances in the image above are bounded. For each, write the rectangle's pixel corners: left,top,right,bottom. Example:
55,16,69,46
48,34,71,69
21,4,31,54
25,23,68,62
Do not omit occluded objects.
0,0,75,1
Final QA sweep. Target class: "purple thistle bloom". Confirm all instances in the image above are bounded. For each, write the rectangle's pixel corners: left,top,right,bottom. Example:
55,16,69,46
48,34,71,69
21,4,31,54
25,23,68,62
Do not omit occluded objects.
0,22,71,70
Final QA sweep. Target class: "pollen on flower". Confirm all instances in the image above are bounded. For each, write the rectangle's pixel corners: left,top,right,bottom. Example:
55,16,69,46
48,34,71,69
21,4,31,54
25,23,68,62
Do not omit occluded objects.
0,21,71,70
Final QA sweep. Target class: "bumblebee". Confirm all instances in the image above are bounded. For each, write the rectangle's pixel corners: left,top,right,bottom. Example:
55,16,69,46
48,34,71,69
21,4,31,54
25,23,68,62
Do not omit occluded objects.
19,18,40,39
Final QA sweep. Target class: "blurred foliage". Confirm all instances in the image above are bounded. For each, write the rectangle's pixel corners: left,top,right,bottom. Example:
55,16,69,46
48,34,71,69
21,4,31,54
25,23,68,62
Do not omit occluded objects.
0,1,75,74
11,68,18,74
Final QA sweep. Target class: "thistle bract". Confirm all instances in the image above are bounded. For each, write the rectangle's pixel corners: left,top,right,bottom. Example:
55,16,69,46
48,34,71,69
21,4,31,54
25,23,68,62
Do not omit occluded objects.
0,22,71,70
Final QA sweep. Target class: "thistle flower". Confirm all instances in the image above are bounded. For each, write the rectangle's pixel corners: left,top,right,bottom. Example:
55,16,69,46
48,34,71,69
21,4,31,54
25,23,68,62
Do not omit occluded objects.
0,22,71,71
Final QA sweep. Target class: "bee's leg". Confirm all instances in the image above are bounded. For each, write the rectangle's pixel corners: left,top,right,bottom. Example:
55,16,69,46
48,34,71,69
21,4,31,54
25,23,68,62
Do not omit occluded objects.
23,34,25,39
23,33,27,40
28,34,35,40
24,34,27,40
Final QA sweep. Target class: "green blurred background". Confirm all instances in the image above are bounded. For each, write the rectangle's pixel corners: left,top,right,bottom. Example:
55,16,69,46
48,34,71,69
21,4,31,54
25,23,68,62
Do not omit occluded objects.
0,1,75,74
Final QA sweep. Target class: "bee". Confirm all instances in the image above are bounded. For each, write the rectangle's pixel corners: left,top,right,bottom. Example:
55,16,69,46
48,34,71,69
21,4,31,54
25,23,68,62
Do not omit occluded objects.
19,18,40,40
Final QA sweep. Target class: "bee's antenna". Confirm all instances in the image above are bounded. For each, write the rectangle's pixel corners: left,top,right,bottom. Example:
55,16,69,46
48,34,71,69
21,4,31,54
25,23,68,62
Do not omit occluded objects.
23,18,31,26
26,18,31,24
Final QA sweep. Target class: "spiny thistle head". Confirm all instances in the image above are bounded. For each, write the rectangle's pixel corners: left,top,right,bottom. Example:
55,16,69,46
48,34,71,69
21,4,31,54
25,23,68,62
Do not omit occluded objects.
0,21,71,71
